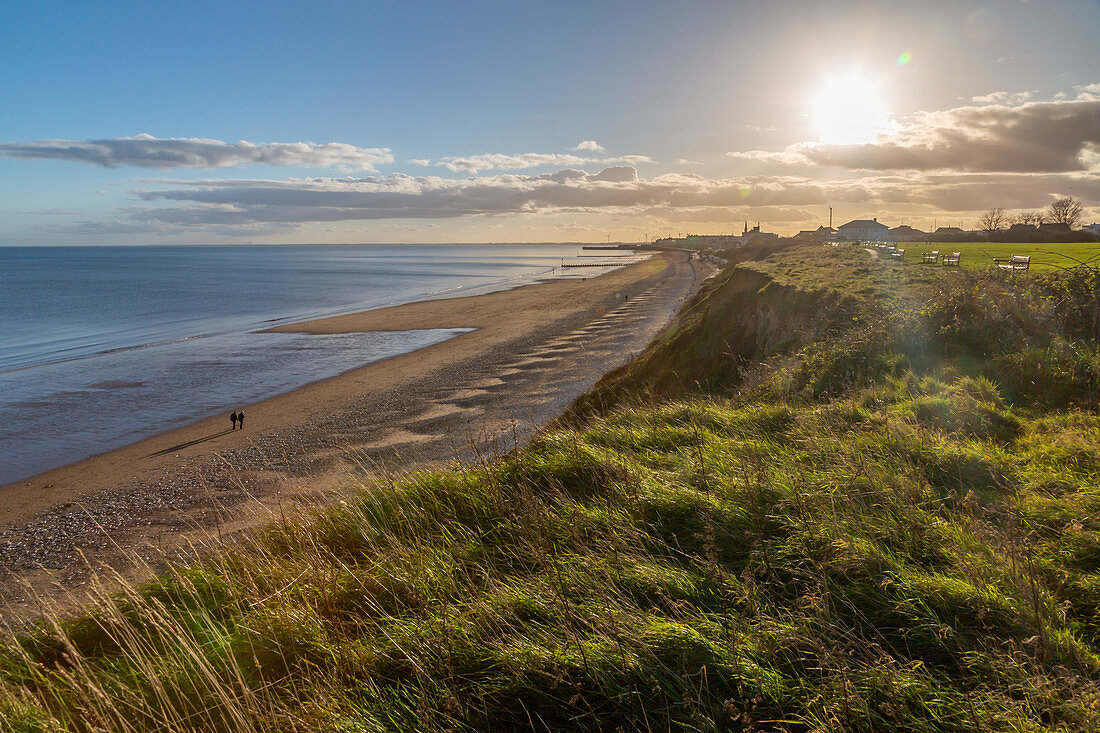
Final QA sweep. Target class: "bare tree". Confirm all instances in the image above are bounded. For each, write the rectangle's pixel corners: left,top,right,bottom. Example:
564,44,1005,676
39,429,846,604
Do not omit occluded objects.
1012,211,1045,227
1047,197,1084,229
977,207,1007,234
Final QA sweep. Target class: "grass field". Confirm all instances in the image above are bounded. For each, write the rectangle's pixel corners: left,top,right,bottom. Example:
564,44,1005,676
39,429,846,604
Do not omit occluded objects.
890,241,1100,271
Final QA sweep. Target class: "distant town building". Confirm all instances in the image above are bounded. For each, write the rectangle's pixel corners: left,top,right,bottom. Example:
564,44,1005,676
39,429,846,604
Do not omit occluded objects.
682,234,743,248
932,226,966,241
1084,223,1100,237
652,222,778,250
794,225,838,242
837,218,889,241
888,225,926,241
1039,222,1072,235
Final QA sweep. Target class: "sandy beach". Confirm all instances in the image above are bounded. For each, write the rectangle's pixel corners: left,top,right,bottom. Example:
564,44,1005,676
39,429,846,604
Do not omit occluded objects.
0,251,709,618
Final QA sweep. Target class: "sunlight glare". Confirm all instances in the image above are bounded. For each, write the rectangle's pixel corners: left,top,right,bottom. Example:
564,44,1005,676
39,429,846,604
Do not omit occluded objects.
813,76,889,145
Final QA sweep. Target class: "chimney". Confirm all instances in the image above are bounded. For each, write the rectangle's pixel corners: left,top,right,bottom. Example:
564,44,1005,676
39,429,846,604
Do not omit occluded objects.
873,217,877,223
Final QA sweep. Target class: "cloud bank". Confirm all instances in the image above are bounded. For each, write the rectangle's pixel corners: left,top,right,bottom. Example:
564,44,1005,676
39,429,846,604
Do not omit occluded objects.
730,92,1100,174
122,163,1099,233
130,166,842,227
0,134,394,171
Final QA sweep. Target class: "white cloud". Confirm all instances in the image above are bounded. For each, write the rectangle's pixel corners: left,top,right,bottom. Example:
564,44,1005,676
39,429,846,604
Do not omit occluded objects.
437,152,654,173
971,89,1036,105
0,134,394,171
427,151,653,173
572,140,604,152
436,153,595,173
1077,83,1100,102
727,149,806,165
408,158,431,166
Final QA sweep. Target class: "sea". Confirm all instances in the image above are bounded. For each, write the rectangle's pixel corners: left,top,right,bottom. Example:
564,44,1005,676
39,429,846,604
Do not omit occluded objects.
0,243,637,485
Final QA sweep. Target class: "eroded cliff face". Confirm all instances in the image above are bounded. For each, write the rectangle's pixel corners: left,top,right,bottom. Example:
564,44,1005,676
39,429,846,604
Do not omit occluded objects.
568,262,862,416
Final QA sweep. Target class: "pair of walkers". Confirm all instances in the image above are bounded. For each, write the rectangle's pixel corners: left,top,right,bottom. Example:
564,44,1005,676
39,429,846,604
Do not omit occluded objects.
230,410,246,430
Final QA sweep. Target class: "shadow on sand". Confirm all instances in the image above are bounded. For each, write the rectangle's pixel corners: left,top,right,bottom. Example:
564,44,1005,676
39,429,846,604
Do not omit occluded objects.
145,429,235,458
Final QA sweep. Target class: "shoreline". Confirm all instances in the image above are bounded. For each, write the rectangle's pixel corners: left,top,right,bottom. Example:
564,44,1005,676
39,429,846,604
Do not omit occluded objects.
0,251,706,617
0,256,644,491
0,259,656,523
0,243,611,377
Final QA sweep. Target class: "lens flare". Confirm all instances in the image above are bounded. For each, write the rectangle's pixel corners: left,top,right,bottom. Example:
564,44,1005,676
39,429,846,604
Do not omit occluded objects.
896,52,912,66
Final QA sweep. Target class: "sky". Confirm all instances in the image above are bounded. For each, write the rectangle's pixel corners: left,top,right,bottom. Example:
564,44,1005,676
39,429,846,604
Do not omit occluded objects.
1,0,1099,245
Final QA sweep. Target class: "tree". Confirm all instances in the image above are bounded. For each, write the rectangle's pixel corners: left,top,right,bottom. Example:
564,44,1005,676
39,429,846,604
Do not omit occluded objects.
1012,211,1045,227
977,207,1007,234
1047,197,1084,229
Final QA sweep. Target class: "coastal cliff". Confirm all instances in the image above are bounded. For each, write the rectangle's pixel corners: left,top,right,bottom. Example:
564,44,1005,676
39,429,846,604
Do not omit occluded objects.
568,249,862,413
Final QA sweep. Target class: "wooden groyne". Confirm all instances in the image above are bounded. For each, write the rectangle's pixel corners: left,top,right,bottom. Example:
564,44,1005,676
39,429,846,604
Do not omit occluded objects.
561,260,645,268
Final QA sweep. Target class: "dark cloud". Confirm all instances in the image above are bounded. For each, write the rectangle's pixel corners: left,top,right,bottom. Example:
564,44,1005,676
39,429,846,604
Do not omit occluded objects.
796,99,1100,173
0,134,393,171
588,166,637,183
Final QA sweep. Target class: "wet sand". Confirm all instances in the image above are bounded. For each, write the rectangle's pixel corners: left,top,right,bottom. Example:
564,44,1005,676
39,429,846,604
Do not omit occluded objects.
0,251,709,618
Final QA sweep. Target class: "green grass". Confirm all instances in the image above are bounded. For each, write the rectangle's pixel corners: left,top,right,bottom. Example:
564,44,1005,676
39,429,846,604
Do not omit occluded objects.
742,242,911,300
4,246,1100,731
898,242,1100,272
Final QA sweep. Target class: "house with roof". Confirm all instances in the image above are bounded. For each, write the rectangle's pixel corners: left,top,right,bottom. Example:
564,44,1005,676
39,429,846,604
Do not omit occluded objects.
888,225,925,241
932,226,966,241
992,223,1041,242
1038,222,1072,235
837,218,889,242
793,225,838,242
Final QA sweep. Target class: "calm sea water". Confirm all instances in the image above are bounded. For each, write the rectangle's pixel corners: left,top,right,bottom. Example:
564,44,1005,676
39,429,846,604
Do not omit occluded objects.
0,243,602,485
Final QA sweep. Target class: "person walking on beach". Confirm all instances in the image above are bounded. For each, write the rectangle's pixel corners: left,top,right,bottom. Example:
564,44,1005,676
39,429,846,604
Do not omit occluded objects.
230,411,238,430
237,410,245,430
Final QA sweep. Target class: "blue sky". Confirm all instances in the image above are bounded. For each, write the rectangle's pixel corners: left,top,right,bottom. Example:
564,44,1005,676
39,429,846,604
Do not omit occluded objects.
2,0,1099,243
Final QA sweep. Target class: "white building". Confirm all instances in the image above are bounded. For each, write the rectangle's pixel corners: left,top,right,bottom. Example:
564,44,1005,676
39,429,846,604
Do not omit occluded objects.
837,218,890,242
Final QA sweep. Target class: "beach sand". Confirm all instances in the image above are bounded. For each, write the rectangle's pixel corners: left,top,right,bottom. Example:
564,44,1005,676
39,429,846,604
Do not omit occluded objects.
0,251,709,618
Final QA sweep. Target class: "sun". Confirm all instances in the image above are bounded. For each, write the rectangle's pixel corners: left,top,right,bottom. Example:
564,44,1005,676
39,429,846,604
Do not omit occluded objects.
813,76,889,145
